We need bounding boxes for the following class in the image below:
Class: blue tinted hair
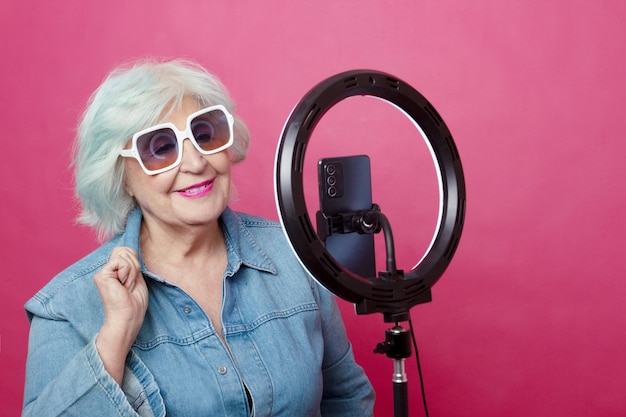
[73,58,250,240]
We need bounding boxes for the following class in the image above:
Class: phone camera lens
[327,187,337,197]
[326,164,336,175]
[327,176,336,186]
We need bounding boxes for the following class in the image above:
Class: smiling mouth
[177,180,214,196]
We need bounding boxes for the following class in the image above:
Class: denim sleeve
[23,314,165,417]
[315,284,376,417]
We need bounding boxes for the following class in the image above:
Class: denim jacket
[23,207,374,417]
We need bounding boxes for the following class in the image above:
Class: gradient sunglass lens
[190,110,230,151]
[136,129,179,171]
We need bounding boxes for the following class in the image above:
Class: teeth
[184,184,207,193]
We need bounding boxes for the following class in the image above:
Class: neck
[139,216,227,279]
[138,214,229,336]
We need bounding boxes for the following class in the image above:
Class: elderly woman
[23,59,375,417]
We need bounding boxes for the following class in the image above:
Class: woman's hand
[94,246,148,385]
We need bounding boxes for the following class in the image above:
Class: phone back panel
[318,155,376,278]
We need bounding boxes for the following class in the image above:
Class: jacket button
[218,366,227,375]
[182,306,192,314]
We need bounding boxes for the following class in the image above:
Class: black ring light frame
[275,69,465,319]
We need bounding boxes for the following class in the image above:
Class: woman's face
[123,97,232,234]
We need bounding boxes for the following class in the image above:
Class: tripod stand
[374,317,412,417]
[324,207,431,417]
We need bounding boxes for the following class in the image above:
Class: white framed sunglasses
[119,104,234,175]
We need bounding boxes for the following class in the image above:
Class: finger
[116,254,140,288]
[117,247,140,269]
[94,249,136,291]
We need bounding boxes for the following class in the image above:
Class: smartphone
[317,155,376,278]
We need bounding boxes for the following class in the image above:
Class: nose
[178,138,207,172]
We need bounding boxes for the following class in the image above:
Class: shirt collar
[121,206,277,276]
[220,207,277,275]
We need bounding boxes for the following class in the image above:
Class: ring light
[274,70,465,317]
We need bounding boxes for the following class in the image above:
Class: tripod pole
[393,357,408,417]
[375,323,412,417]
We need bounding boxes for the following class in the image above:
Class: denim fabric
[23,207,374,417]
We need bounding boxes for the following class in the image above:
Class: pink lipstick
[175,179,214,198]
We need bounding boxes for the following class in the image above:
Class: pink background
[1,1,625,416]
